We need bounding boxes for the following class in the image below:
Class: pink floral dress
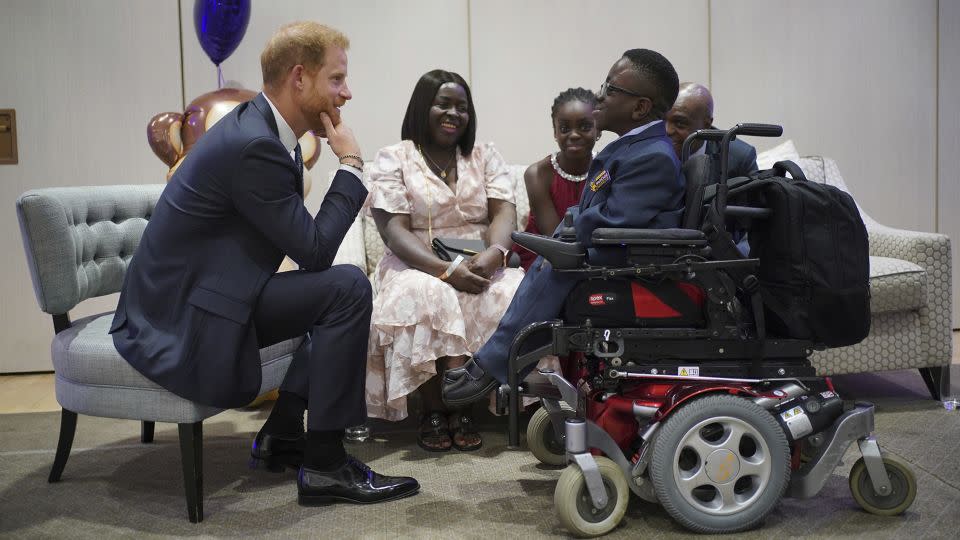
[364,140,554,421]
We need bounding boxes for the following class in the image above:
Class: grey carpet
[0,368,957,539]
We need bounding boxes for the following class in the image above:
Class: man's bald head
[665,82,715,159]
[677,83,714,119]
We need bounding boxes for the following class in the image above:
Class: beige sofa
[323,155,952,398]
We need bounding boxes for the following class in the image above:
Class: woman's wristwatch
[491,243,510,267]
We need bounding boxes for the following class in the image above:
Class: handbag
[431,237,486,262]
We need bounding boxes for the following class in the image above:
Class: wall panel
[939,0,959,326]
[710,0,938,234]
[0,1,181,372]
[469,0,710,165]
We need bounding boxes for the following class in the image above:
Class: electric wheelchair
[499,124,917,536]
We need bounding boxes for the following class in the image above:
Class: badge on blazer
[590,170,610,192]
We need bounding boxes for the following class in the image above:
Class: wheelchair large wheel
[849,452,916,516]
[555,456,629,537]
[527,407,569,466]
[650,394,790,534]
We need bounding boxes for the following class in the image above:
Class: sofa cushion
[869,256,926,314]
[509,164,530,228]
[756,139,800,170]
[52,312,303,391]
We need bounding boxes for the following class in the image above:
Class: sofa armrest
[868,224,950,271]
[868,223,953,360]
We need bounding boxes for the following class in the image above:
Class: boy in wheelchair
[446,123,915,536]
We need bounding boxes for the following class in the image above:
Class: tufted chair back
[16,185,163,315]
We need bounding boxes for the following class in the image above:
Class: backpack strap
[772,160,808,182]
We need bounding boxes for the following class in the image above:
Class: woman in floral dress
[365,70,555,451]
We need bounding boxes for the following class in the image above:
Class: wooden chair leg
[177,422,204,523]
[919,366,951,400]
[48,408,78,483]
[141,421,155,443]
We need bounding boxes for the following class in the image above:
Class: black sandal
[449,412,482,451]
[417,411,452,452]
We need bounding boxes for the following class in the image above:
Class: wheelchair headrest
[680,153,715,230]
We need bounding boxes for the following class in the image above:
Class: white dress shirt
[261,92,362,181]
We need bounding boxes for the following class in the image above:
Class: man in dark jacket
[111,21,418,506]
[665,82,759,178]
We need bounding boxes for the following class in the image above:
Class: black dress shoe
[250,429,305,472]
[442,358,499,407]
[297,456,420,505]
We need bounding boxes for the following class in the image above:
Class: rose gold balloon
[147,112,183,167]
[299,131,324,169]
[148,87,324,181]
[181,88,257,156]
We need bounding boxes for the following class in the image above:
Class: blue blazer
[110,93,367,408]
[574,122,685,259]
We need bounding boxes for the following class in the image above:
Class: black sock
[262,391,306,436]
[304,429,346,471]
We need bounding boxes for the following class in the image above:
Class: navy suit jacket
[574,121,685,260]
[110,93,367,408]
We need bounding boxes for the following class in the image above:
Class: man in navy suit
[442,49,684,405]
[666,82,759,178]
[111,22,418,506]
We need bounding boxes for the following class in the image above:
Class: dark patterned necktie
[293,143,304,197]
[294,143,304,178]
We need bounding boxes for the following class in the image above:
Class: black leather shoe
[297,456,420,505]
[442,358,499,407]
[250,429,305,472]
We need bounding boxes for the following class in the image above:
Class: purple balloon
[194,0,251,66]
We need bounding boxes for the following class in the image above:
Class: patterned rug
[0,368,957,539]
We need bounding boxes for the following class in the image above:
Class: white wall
[0,1,181,372]
[1,0,955,372]
[939,0,960,324]
[469,0,709,165]
[711,0,938,233]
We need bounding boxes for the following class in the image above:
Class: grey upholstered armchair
[16,185,301,522]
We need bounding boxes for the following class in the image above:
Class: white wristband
[439,254,465,281]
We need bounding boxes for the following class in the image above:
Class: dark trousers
[474,257,579,382]
[253,265,372,431]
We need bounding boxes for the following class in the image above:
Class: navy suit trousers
[474,256,580,382]
[254,265,372,431]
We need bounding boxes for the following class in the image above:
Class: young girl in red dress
[513,88,599,270]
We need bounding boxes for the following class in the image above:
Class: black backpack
[731,161,871,347]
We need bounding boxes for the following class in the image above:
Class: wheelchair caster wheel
[849,452,916,516]
[555,457,629,537]
[527,407,567,466]
[650,394,790,533]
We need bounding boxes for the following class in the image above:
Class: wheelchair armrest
[511,231,585,269]
[591,228,708,247]
[556,226,577,242]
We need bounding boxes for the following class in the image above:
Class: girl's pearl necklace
[550,151,594,183]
